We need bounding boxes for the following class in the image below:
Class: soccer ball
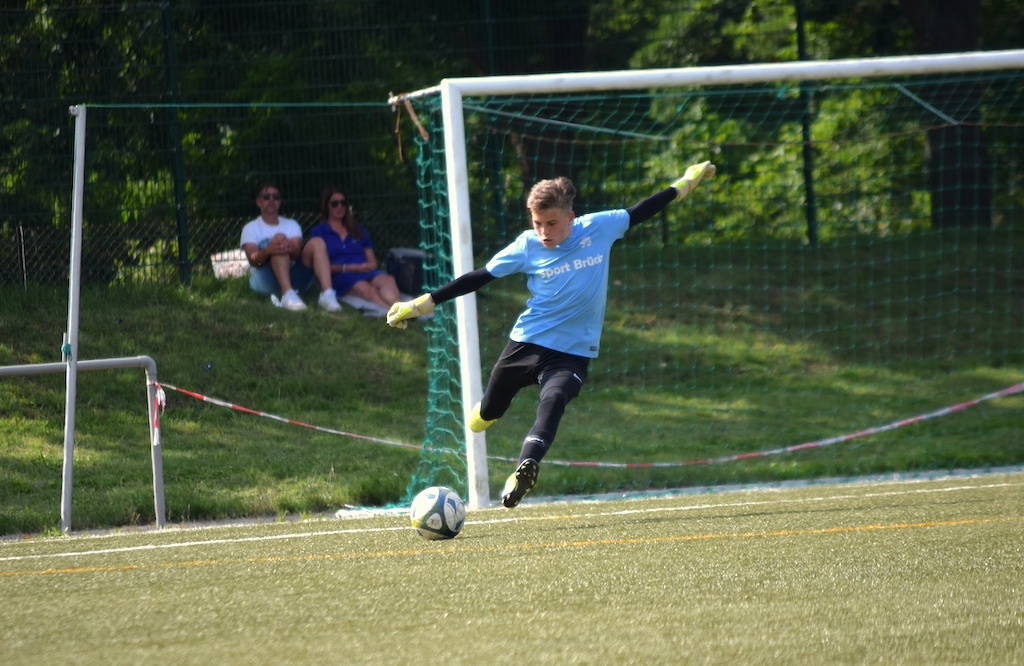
[409,486,466,540]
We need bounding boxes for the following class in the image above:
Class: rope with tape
[154,381,1024,469]
[154,382,422,451]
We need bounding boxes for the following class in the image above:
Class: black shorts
[480,341,590,417]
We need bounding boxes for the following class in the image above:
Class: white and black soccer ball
[409,486,466,540]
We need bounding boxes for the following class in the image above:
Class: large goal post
[392,50,1024,510]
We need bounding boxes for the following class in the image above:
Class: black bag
[386,248,426,295]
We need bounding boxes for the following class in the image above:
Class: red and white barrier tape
[532,381,1024,469]
[154,382,422,451]
[153,381,1023,469]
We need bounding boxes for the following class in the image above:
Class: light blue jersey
[485,209,630,358]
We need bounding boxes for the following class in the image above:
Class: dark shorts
[480,341,589,418]
[249,262,315,296]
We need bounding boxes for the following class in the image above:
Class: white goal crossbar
[389,49,1024,510]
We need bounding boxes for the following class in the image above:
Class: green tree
[600,0,1024,230]
[1,1,171,284]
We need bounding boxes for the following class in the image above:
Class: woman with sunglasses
[303,185,400,316]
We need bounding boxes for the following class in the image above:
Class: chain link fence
[2,0,597,287]
[2,103,422,287]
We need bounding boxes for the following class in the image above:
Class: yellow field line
[1,516,1017,579]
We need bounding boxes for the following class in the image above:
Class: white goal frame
[0,107,167,534]
[390,49,1024,510]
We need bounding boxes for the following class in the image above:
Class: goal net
[397,51,1024,509]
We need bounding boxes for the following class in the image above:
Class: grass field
[2,471,1022,665]
[2,226,1023,535]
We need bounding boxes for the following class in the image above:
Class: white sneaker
[279,289,307,311]
[318,289,342,312]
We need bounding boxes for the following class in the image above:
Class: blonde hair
[527,177,576,212]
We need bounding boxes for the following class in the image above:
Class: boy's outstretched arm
[628,160,716,228]
[387,267,496,328]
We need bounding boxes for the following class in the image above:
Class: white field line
[1,480,1020,563]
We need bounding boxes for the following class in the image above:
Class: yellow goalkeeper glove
[672,161,716,200]
[386,294,435,329]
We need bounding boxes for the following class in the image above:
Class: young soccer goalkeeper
[387,161,716,508]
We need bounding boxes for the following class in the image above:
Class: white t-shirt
[485,209,630,358]
[240,216,303,251]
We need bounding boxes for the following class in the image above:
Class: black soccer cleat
[501,458,539,508]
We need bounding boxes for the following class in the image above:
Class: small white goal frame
[0,106,166,534]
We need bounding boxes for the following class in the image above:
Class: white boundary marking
[1,479,1019,563]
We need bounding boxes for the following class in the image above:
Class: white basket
[210,248,251,280]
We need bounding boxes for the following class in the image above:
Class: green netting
[408,70,1024,504]
[3,102,422,287]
